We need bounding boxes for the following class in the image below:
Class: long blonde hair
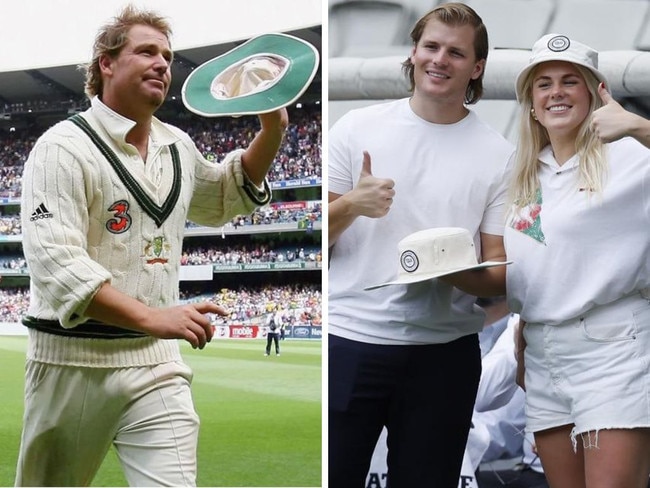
[509,64,608,211]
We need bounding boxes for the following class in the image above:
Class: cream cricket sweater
[20,97,270,366]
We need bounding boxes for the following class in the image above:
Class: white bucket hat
[365,227,512,290]
[182,33,319,117]
[515,34,608,101]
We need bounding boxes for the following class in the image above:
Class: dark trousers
[266,332,280,354]
[328,333,481,488]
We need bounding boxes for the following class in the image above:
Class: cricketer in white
[21,95,268,362]
[15,5,287,487]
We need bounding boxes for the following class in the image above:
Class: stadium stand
[547,0,649,51]
[0,28,322,340]
[329,0,418,57]
[0,283,322,329]
[637,13,650,51]
[464,0,555,50]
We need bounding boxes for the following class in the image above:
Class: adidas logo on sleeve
[30,203,53,221]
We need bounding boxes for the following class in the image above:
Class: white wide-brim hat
[182,33,319,117]
[515,33,608,101]
[365,227,512,291]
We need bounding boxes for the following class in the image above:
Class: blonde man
[328,3,513,486]
[16,5,287,486]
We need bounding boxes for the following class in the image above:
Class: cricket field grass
[0,336,322,487]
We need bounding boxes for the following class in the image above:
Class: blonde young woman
[505,34,650,488]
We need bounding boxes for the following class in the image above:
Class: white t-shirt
[328,98,514,344]
[505,138,650,325]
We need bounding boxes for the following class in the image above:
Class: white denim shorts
[523,293,650,438]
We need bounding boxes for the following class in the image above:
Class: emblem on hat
[400,250,419,273]
[547,35,570,52]
[365,228,512,290]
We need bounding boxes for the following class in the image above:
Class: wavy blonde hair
[509,64,608,211]
[80,4,172,99]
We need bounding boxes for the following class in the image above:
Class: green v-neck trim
[69,114,182,227]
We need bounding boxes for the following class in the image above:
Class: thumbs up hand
[349,151,396,218]
[591,83,635,143]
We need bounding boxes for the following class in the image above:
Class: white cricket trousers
[14,360,200,487]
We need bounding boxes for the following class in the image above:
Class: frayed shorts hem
[528,423,650,453]
[524,294,650,444]
[528,422,650,436]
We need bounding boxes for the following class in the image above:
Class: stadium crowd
[176,106,322,183]
[0,202,322,237]
[0,212,20,236]
[0,244,323,274]
[0,255,27,273]
[0,105,323,334]
[0,241,323,271]
[228,201,322,228]
[0,128,38,200]
[0,287,29,324]
[0,283,322,327]
[0,104,321,201]
[180,284,322,326]
[181,244,322,266]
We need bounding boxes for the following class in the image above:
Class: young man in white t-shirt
[328,3,514,486]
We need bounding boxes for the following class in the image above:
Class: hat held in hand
[182,33,319,117]
[365,227,512,290]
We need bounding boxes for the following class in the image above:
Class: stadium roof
[0,0,321,120]
[0,25,321,107]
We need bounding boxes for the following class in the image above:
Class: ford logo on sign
[294,326,310,337]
